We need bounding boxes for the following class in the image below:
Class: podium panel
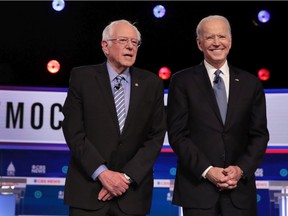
[0,194,16,216]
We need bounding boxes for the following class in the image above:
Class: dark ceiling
[0,1,287,90]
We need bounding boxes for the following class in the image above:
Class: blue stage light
[258,10,270,23]
[52,0,65,12]
[153,5,166,19]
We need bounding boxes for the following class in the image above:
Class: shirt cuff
[91,164,108,181]
[202,166,213,179]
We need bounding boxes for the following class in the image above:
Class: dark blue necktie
[213,70,227,124]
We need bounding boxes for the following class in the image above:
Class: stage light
[47,60,60,74]
[258,10,270,23]
[158,66,171,80]
[52,0,65,12]
[153,5,166,19]
[258,68,270,81]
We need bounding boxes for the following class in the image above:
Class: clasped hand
[97,170,131,201]
[206,166,242,190]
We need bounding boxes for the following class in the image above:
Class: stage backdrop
[0,86,288,216]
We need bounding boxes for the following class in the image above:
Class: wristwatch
[123,173,132,183]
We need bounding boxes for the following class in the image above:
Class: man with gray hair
[167,15,269,216]
[62,19,166,216]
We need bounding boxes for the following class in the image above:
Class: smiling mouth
[211,48,223,52]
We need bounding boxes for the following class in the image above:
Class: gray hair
[196,15,231,39]
[102,19,141,41]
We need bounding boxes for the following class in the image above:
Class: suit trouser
[69,200,146,216]
[182,190,257,216]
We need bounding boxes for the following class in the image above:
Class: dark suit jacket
[167,62,269,209]
[62,62,166,215]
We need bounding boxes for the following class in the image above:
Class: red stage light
[47,60,60,74]
[158,67,171,80]
[258,68,270,81]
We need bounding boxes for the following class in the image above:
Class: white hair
[102,19,141,41]
[196,15,231,39]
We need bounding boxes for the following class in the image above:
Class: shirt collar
[106,61,130,83]
[204,60,229,77]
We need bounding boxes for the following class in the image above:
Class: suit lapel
[226,67,241,126]
[94,63,120,133]
[94,65,144,135]
[194,65,223,123]
[121,67,142,134]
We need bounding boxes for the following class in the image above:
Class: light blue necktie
[114,75,126,133]
[213,70,227,124]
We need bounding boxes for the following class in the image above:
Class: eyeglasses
[107,37,142,47]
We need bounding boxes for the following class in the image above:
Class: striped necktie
[213,70,227,124]
[114,75,126,133]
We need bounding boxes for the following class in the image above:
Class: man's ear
[101,41,109,55]
[196,39,203,52]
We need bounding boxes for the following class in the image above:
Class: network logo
[280,168,288,177]
[34,190,43,199]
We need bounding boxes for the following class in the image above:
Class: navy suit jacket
[62,62,166,214]
[167,62,269,209]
